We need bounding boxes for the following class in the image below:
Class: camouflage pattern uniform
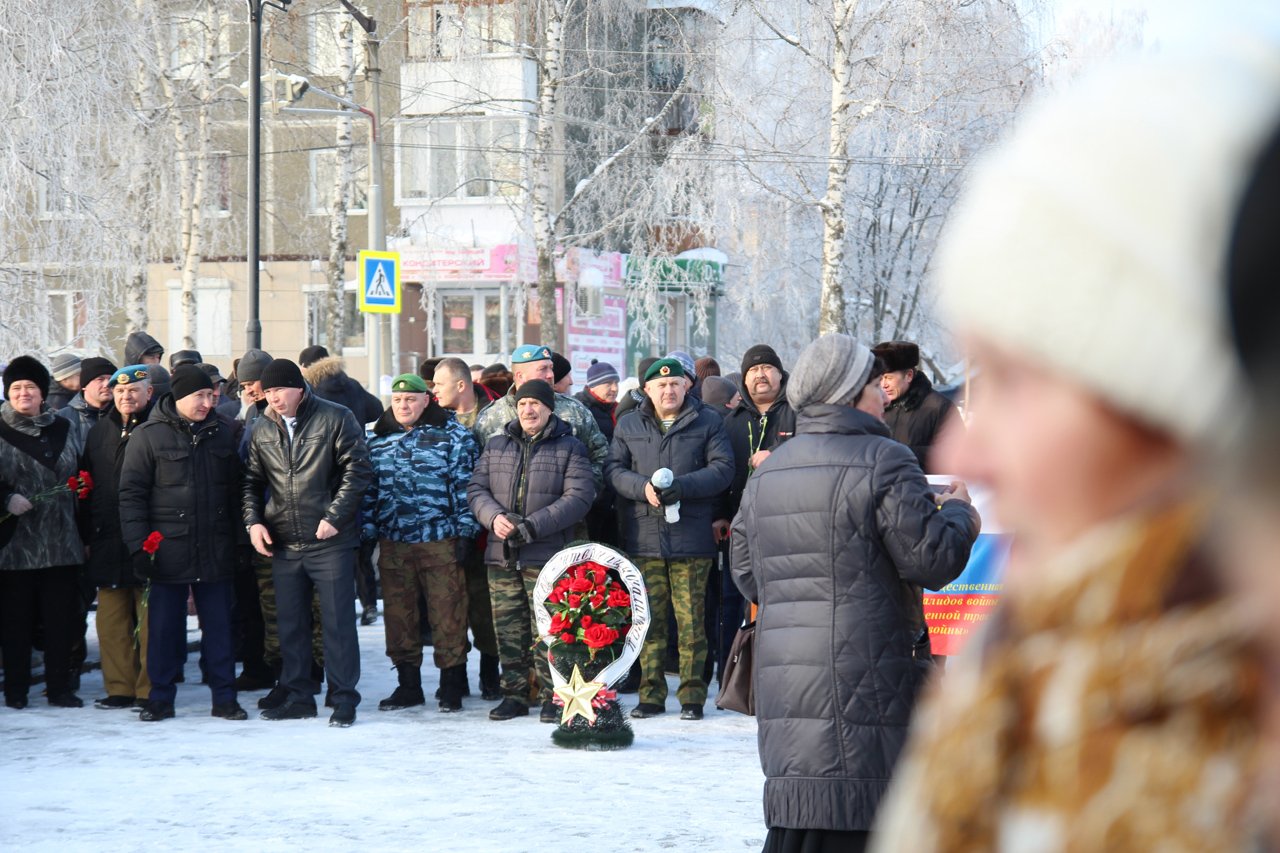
[634,557,712,706]
[487,563,552,703]
[363,405,479,672]
[379,539,468,668]
[462,545,498,658]
[473,390,609,490]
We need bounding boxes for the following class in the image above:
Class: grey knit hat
[237,349,273,384]
[786,334,874,411]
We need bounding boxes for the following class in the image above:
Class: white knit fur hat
[935,34,1280,447]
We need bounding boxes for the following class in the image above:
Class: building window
[437,290,504,358]
[170,9,232,81]
[166,278,232,357]
[309,148,369,214]
[210,151,231,216]
[37,168,78,218]
[44,291,77,350]
[407,1,517,60]
[400,117,522,200]
[305,286,366,351]
[309,10,366,78]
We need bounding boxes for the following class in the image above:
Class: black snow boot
[378,664,426,711]
[479,654,501,701]
[437,665,466,713]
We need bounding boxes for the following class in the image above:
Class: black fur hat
[3,355,51,400]
[871,341,920,373]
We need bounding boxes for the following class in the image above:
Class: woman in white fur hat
[872,36,1280,851]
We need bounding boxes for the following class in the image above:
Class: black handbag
[714,620,756,715]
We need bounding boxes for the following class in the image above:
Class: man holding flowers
[118,365,245,722]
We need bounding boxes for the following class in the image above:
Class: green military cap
[511,344,553,364]
[643,357,685,383]
[391,373,428,393]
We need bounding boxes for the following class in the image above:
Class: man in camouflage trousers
[363,373,480,712]
[472,344,610,491]
[606,357,734,721]
[467,380,596,723]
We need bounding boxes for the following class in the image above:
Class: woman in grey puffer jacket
[731,334,980,853]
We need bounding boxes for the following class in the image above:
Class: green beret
[511,344,553,365]
[391,373,427,393]
[643,357,685,383]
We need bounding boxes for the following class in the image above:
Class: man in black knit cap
[243,359,372,727]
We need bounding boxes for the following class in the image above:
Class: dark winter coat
[0,403,85,569]
[730,404,980,832]
[79,399,155,587]
[117,395,241,584]
[46,383,76,412]
[242,390,372,552]
[467,414,595,567]
[606,397,734,559]
[124,331,163,366]
[57,392,112,445]
[362,402,480,544]
[575,387,617,441]
[473,387,610,491]
[883,371,960,473]
[302,356,384,426]
[723,373,796,519]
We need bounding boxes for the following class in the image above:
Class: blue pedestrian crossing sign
[358,250,401,314]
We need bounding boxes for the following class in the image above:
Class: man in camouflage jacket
[472,344,608,490]
[362,373,479,713]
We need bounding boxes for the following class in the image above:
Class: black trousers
[273,546,361,707]
[1,565,79,701]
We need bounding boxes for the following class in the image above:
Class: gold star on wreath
[554,665,603,725]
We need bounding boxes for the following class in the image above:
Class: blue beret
[511,344,553,365]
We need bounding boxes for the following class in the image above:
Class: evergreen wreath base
[550,699,634,751]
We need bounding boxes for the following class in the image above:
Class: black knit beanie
[514,378,555,411]
[259,358,306,391]
[170,364,215,400]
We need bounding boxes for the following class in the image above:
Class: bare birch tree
[714,0,1037,365]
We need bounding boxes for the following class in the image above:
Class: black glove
[131,551,153,582]
[453,536,474,564]
[513,518,537,546]
[657,479,683,506]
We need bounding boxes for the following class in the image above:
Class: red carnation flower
[569,576,594,593]
[590,594,605,609]
[142,531,164,555]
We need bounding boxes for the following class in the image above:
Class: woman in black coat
[0,356,87,709]
[731,334,980,853]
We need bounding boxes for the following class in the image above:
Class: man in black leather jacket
[242,359,372,727]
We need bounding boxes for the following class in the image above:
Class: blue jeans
[273,546,361,707]
[147,579,235,706]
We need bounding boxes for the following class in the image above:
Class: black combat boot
[437,665,465,713]
[479,653,501,701]
[378,664,425,711]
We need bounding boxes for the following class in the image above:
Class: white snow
[0,615,767,852]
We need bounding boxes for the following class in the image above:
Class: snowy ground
[1,613,767,852]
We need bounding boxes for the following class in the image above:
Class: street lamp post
[245,0,293,352]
